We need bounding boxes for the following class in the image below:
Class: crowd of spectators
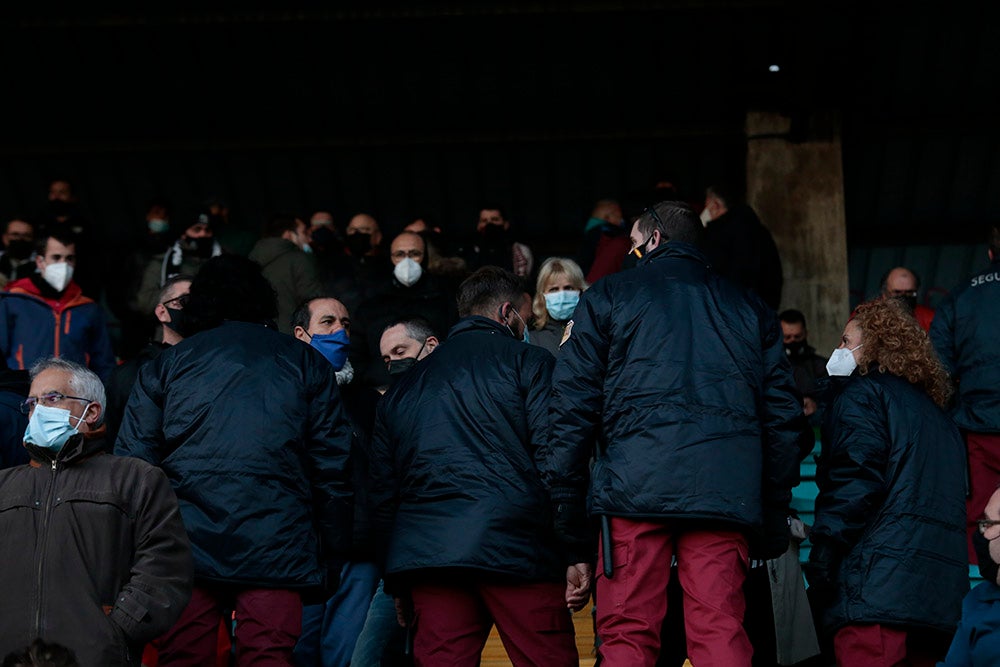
[0,178,998,667]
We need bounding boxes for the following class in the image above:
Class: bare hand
[394,596,413,628]
[565,562,593,611]
[803,396,817,417]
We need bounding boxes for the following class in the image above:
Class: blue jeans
[293,561,380,667]
[350,579,409,667]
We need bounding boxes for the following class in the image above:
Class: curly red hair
[850,298,953,407]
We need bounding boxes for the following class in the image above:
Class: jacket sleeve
[368,400,397,574]
[929,295,957,376]
[295,255,325,307]
[752,307,805,558]
[758,308,805,508]
[114,358,168,463]
[0,295,11,361]
[305,363,354,563]
[809,382,889,554]
[109,465,193,646]
[536,288,610,562]
[86,307,117,384]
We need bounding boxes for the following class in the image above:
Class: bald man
[881,266,935,331]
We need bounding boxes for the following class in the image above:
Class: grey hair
[29,357,106,425]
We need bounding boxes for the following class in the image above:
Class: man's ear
[281,229,297,243]
[85,402,103,427]
[423,336,440,354]
[154,303,169,325]
[292,326,310,343]
[649,229,663,250]
[35,254,46,272]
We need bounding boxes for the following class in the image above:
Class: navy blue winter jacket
[930,260,1000,433]
[809,372,967,633]
[115,321,354,589]
[369,316,565,588]
[540,242,802,540]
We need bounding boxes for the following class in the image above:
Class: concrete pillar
[745,110,849,356]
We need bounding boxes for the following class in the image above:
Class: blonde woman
[530,257,587,356]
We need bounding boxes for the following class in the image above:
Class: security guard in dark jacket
[370,266,580,667]
[116,255,354,663]
[540,201,802,666]
[930,224,1000,560]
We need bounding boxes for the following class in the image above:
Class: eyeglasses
[162,295,187,308]
[391,250,424,260]
[20,392,91,415]
[642,205,665,230]
[978,519,1000,533]
[888,289,918,298]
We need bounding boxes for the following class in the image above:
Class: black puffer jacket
[369,316,564,587]
[808,372,967,633]
[115,321,354,589]
[541,243,802,538]
[0,431,192,667]
[930,260,1000,433]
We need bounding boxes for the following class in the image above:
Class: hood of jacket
[249,236,300,267]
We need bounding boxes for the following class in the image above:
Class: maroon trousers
[834,624,940,667]
[965,431,1000,563]
[595,517,752,666]
[156,585,302,666]
[409,579,578,667]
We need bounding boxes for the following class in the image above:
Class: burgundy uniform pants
[595,517,752,666]
[157,585,302,666]
[409,579,578,667]
[966,431,1000,563]
[834,624,940,667]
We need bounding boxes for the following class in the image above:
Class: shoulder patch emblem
[559,320,574,347]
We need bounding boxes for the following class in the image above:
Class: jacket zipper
[34,459,59,637]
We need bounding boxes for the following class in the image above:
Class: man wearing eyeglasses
[0,357,192,665]
[350,231,457,391]
[540,201,803,666]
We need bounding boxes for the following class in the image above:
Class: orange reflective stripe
[53,313,60,357]
[64,310,71,335]
[15,345,23,370]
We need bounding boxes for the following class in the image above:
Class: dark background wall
[1,3,997,259]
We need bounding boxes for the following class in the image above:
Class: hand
[565,562,593,612]
[803,396,818,417]
[394,595,414,628]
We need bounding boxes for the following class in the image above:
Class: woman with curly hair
[804,298,968,666]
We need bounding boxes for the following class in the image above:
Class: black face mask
[193,236,215,258]
[480,224,508,246]
[784,341,808,359]
[5,239,33,260]
[345,233,372,257]
[973,530,999,583]
[164,307,186,337]
[387,357,417,378]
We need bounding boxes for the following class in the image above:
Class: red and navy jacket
[1,277,116,382]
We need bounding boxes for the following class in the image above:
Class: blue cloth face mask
[543,290,580,322]
[24,404,87,453]
[309,329,351,370]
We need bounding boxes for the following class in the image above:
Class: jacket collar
[448,315,516,340]
[639,241,711,267]
[26,425,109,468]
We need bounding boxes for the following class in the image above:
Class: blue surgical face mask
[309,329,351,370]
[24,404,88,454]
[543,290,580,321]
